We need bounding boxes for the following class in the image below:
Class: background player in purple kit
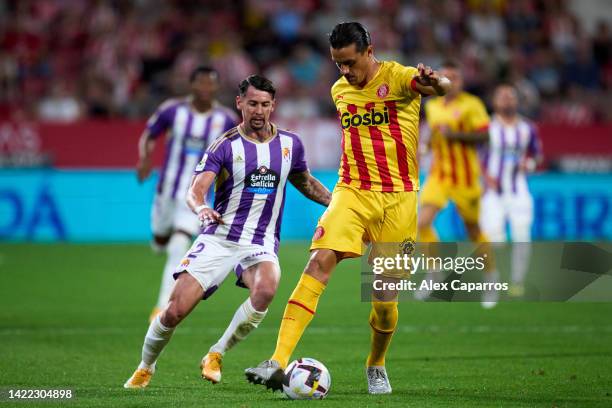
[480,84,543,296]
[136,66,238,321]
[124,75,331,388]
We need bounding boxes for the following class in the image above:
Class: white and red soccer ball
[283,358,331,400]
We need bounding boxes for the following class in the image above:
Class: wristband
[194,204,209,214]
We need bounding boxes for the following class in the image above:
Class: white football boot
[366,366,392,394]
[245,360,284,391]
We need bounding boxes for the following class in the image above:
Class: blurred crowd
[1,0,611,124]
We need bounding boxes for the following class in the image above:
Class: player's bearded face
[330,44,371,86]
[237,86,275,131]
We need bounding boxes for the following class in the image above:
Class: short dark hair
[189,66,218,82]
[329,22,371,53]
[238,75,276,98]
[494,82,518,96]
[496,82,516,90]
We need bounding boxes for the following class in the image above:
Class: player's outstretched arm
[444,128,489,144]
[137,130,156,182]
[187,171,224,225]
[413,63,451,96]
[288,170,332,207]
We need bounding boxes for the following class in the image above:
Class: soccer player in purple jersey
[136,66,238,322]
[125,75,331,388]
[480,84,543,296]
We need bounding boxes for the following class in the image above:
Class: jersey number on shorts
[187,242,206,259]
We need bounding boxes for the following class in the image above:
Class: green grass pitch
[0,243,611,407]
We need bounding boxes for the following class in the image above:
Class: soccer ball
[283,358,331,400]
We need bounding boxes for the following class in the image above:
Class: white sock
[482,268,500,304]
[150,240,166,254]
[209,298,267,355]
[156,233,191,308]
[511,243,531,285]
[484,268,500,284]
[139,315,175,369]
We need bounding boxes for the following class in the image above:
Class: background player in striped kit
[136,66,238,321]
[416,60,500,307]
[124,75,331,388]
[480,84,543,297]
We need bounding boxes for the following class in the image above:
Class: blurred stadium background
[0,0,611,242]
[1,2,612,406]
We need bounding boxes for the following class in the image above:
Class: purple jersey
[194,125,308,253]
[484,115,542,195]
[147,97,238,200]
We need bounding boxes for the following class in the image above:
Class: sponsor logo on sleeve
[312,226,325,241]
[195,154,208,171]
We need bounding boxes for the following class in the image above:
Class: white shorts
[480,191,533,242]
[151,195,200,237]
[173,233,280,299]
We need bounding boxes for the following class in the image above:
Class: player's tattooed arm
[288,171,332,207]
[187,171,224,225]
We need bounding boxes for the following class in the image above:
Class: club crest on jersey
[399,238,415,256]
[245,166,280,194]
[377,83,390,98]
[282,147,291,161]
